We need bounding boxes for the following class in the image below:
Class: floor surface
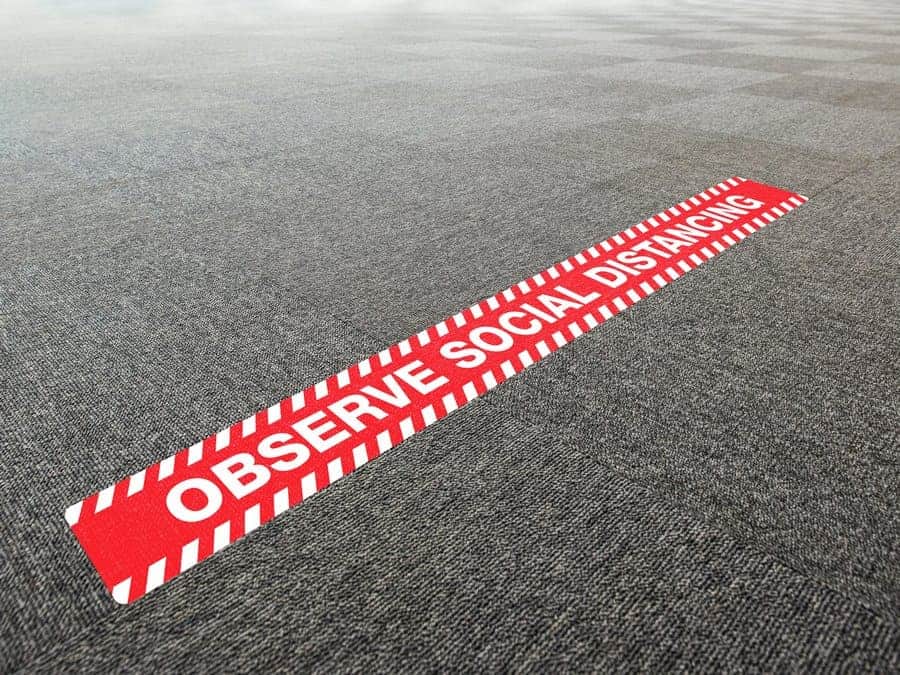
[1,0,898,670]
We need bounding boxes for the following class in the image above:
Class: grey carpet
[1,0,898,671]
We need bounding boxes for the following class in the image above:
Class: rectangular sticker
[65,177,807,603]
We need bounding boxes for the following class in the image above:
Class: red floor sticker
[66,177,807,604]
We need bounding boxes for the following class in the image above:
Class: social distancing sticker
[66,177,807,604]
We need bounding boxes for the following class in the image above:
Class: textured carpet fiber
[1,0,898,671]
